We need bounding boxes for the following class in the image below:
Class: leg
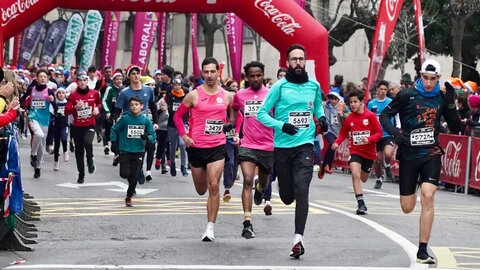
[274,148,295,205]
[419,183,436,243]
[29,120,45,162]
[223,143,235,189]
[350,162,364,195]
[127,153,144,199]
[292,145,314,235]
[205,159,225,223]
[191,166,208,195]
[83,128,95,163]
[145,140,155,171]
[240,161,257,221]
[53,127,61,162]
[72,127,86,175]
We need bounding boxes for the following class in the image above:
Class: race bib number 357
[244,100,262,117]
[127,125,145,139]
[204,120,224,135]
[289,112,310,128]
[410,127,434,146]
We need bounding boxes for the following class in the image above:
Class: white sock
[146,170,151,176]
[207,222,215,230]
[294,233,303,244]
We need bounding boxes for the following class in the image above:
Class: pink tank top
[189,86,228,148]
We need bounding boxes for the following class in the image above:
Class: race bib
[31,98,45,109]
[127,125,145,139]
[204,119,224,135]
[77,106,92,119]
[332,115,339,126]
[352,130,370,145]
[289,112,310,128]
[226,128,235,139]
[172,102,181,112]
[410,127,434,146]
[244,100,262,117]
[57,107,65,115]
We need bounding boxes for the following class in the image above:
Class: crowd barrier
[333,133,480,194]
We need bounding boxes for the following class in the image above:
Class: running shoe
[318,167,325,180]
[416,249,436,264]
[112,155,119,167]
[30,155,37,168]
[145,175,152,182]
[87,160,96,174]
[385,166,394,181]
[63,152,69,162]
[138,170,145,185]
[264,200,272,216]
[170,163,177,177]
[155,159,161,170]
[77,172,85,184]
[125,197,133,207]
[374,179,383,189]
[356,204,367,215]
[161,164,168,174]
[201,228,214,242]
[104,145,110,155]
[69,142,75,153]
[33,168,41,179]
[241,221,255,239]
[290,241,305,259]
[253,179,264,206]
[53,162,59,171]
[324,164,333,174]
[223,189,231,202]
[181,166,189,177]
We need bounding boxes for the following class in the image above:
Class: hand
[331,143,339,150]
[0,82,14,97]
[233,135,240,145]
[75,100,84,109]
[361,137,369,144]
[393,133,404,146]
[49,95,55,102]
[282,123,298,135]
[153,123,159,130]
[222,122,234,133]
[106,113,111,120]
[181,135,194,147]
[8,97,20,111]
[318,116,328,133]
[111,142,119,153]
[92,107,99,116]
[140,133,148,141]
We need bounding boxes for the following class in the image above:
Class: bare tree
[183,13,191,75]
[197,14,225,58]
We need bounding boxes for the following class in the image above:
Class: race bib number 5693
[289,112,310,128]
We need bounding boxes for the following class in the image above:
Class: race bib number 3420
[289,112,310,128]
[204,120,224,135]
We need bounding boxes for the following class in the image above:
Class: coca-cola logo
[385,0,401,22]
[475,151,480,183]
[111,0,176,3]
[254,0,301,36]
[1,0,40,27]
[441,141,462,178]
[335,141,350,162]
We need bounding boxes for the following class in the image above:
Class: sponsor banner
[40,19,68,64]
[18,18,46,67]
[333,140,350,169]
[225,13,243,83]
[470,137,480,190]
[413,0,426,64]
[439,133,469,186]
[157,12,166,69]
[79,10,103,71]
[366,0,405,98]
[64,13,84,69]
[191,13,200,76]
[294,0,306,9]
[131,12,159,72]
[11,32,22,67]
[101,11,121,69]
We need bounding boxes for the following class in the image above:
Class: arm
[110,117,125,142]
[256,83,284,130]
[380,91,408,139]
[368,113,383,143]
[313,85,325,119]
[149,98,159,124]
[64,94,75,115]
[145,120,156,143]
[334,120,349,146]
[102,86,111,113]
[175,91,196,147]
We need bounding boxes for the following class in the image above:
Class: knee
[243,175,254,189]
[401,204,414,214]
[280,195,295,205]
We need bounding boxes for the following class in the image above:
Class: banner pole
[464,136,472,195]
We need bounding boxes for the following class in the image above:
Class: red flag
[12,33,22,67]
[191,14,200,76]
[157,13,166,69]
[225,13,243,83]
[414,0,426,65]
[101,11,121,69]
[131,12,159,72]
[366,0,405,99]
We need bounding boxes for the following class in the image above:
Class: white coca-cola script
[254,0,301,36]
[111,0,176,2]
[335,141,350,163]
[1,0,40,27]
[475,151,480,183]
[385,0,401,22]
[441,141,462,178]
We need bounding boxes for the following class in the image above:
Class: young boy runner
[53,88,70,171]
[332,89,382,215]
[110,97,156,207]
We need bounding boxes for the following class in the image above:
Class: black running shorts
[398,155,441,196]
[376,136,395,152]
[187,145,226,169]
[238,147,274,174]
[349,154,374,173]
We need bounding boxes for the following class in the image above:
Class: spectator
[330,74,344,96]
[465,95,480,137]
[400,73,413,90]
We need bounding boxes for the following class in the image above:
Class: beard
[288,65,305,76]
[250,83,262,91]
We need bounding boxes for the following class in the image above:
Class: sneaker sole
[202,236,214,242]
[264,204,272,216]
[223,196,231,202]
[241,231,255,239]
[416,257,436,264]
[290,248,305,259]
[356,210,367,215]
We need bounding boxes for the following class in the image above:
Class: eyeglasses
[289,57,305,62]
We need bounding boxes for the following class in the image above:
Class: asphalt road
[0,138,479,270]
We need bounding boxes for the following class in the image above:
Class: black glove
[140,133,149,141]
[111,142,119,153]
[223,122,234,133]
[393,132,404,146]
[444,81,456,105]
[282,123,299,135]
[318,116,328,133]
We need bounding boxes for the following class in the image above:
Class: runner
[257,44,327,258]
[101,71,124,156]
[173,57,234,242]
[65,71,102,183]
[332,89,382,214]
[232,61,274,239]
[52,88,70,171]
[110,96,156,207]
[380,59,463,264]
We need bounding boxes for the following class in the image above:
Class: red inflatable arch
[1,0,330,92]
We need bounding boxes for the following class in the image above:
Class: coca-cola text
[254,0,301,36]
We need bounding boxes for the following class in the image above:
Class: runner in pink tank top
[173,57,234,242]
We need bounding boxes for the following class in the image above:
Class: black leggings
[71,126,95,174]
[145,140,155,171]
[119,152,144,198]
[274,143,314,235]
[53,125,68,162]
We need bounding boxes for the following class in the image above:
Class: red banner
[131,12,159,72]
[101,11,121,69]
[333,140,350,169]
[366,0,405,98]
[413,0,426,64]
[439,134,469,186]
[191,13,200,76]
[157,12,166,70]
[470,137,480,190]
[225,13,243,83]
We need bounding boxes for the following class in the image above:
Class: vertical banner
[80,10,103,71]
[19,19,47,67]
[294,0,306,9]
[439,134,469,186]
[366,0,405,98]
[64,13,84,69]
[225,13,244,83]
[11,33,22,67]
[413,0,426,65]
[101,11,121,69]
[191,13,200,76]
[470,137,480,190]
[131,12,159,72]
[40,19,68,65]
[157,12,166,69]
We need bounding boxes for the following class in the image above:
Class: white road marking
[5,265,443,269]
[57,181,157,195]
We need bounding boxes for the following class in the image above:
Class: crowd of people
[0,43,479,262]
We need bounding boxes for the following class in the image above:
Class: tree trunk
[254,33,261,62]
[451,16,465,77]
[221,28,231,78]
[183,14,191,76]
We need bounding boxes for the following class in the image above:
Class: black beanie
[161,66,174,78]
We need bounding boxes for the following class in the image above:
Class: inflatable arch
[1,0,330,92]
